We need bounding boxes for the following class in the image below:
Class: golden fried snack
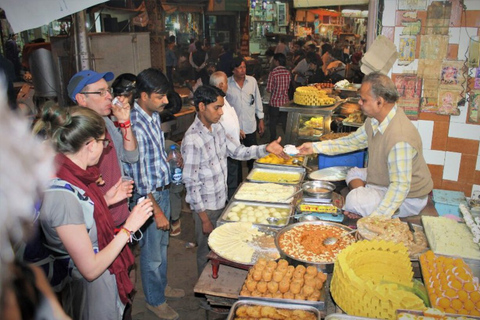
[252,269,262,281]
[262,270,273,282]
[273,270,284,282]
[315,278,324,290]
[246,279,257,292]
[295,293,305,300]
[240,288,250,296]
[310,291,321,300]
[257,281,267,293]
[304,276,316,288]
[284,265,295,279]
[246,306,261,318]
[279,279,290,293]
[236,305,248,317]
[277,259,289,268]
[283,291,295,299]
[267,281,279,294]
[295,265,306,275]
[306,266,318,276]
[272,291,283,299]
[291,278,304,288]
[290,281,301,294]
[250,290,262,297]
[267,260,278,270]
[302,285,315,297]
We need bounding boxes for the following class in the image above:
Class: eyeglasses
[80,87,113,97]
[86,138,110,148]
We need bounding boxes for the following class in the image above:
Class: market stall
[192,111,480,319]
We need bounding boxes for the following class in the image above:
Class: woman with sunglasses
[35,104,154,320]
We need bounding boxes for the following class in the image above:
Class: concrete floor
[131,207,230,320]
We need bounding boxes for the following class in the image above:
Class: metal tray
[228,300,321,319]
[396,309,480,320]
[275,221,354,266]
[217,200,294,228]
[254,155,308,170]
[325,314,377,320]
[238,278,327,311]
[246,167,306,185]
[232,182,299,205]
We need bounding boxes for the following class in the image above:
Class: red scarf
[55,153,134,305]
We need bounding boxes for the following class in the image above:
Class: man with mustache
[125,68,183,320]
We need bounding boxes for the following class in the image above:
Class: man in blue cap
[67,70,139,228]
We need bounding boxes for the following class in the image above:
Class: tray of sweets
[217,200,294,228]
[246,167,305,185]
[227,300,321,319]
[232,182,299,204]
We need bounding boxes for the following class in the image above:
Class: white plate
[309,166,352,181]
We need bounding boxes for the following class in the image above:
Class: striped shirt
[125,102,170,195]
[267,66,291,107]
[313,106,416,217]
[181,116,268,213]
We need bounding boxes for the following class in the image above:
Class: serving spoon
[323,229,357,246]
[292,159,313,172]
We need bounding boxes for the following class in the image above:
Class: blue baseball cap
[67,70,114,103]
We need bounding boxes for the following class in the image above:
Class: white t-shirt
[219,98,240,144]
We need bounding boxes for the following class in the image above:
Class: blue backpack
[15,180,93,292]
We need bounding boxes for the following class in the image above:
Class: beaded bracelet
[118,226,133,243]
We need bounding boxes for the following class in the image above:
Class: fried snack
[306,265,318,276]
[246,279,257,292]
[262,270,273,282]
[279,279,290,293]
[252,269,262,281]
[290,281,302,294]
[273,270,284,282]
[273,291,283,299]
[283,291,295,299]
[267,281,279,294]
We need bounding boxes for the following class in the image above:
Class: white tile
[450,105,468,124]
[459,28,478,59]
[464,0,480,10]
[424,149,446,165]
[443,152,462,181]
[477,155,480,171]
[448,122,480,140]
[383,1,397,27]
[472,184,480,197]
[417,120,434,149]
[449,27,461,45]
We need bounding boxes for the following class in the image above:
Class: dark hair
[321,43,333,54]
[231,56,245,71]
[112,73,136,96]
[136,68,170,97]
[193,85,225,111]
[195,41,203,51]
[37,103,105,154]
[362,72,400,103]
[308,43,316,51]
[305,52,318,64]
[273,53,286,67]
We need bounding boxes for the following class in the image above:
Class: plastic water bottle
[168,145,183,185]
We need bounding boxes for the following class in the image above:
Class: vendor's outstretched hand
[296,142,314,155]
[266,137,289,159]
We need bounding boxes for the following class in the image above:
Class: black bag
[288,71,297,101]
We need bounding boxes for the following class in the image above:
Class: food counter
[193,148,480,320]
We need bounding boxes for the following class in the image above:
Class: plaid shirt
[125,102,170,195]
[313,106,416,217]
[267,66,291,107]
[181,116,268,213]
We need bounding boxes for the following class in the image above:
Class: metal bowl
[298,214,322,222]
[275,220,354,271]
[302,181,335,199]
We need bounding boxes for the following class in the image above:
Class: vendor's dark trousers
[242,132,257,172]
[166,66,174,84]
[227,157,240,200]
[194,208,223,277]
[268,106,287,141]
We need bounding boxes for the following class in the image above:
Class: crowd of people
[0,31,434,320]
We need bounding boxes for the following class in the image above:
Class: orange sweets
[239,258,327,302]
[419,250,480,316]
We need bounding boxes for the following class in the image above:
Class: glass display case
[280,102,337,145]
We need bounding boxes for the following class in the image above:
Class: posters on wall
[425,1,451,35]
[393,74,422,120]
[467,69,480,124]
[398,0,427,10]
[436,60,464,116]
[398,36,416,66]
[419,35,449,60]
[469,37,480,68]
[417,59,442,113]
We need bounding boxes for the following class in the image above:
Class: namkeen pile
[233,304,317,320]
[422,216,480,259]
[397,308,475,320]
[234,182,296,203]
[293,86,335,106]
[357,216,428,258]
[277,223,355,263]
[240,258,327,302]
[257,153,304,166]
[420,250,480,316]
[330,240,426,320]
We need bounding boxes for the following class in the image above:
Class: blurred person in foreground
[297,72,433,219]
[0,83,68,320]
[35,104,153,319]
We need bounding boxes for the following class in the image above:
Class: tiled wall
[382,0,480,196]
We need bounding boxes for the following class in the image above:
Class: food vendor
[297,72,433,219]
